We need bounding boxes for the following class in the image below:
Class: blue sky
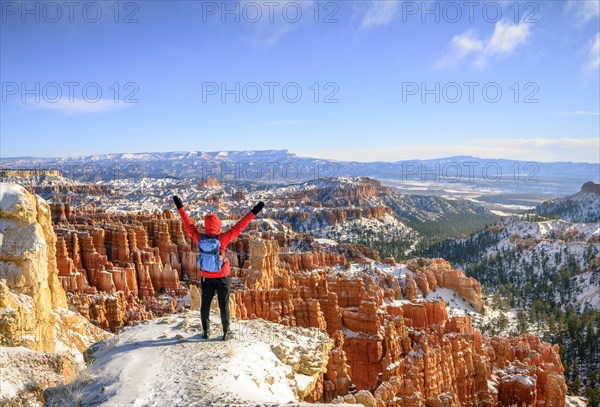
[1,0,599,162]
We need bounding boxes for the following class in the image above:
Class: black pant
[200,276,230,334]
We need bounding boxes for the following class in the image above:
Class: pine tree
[570,367,582,396]
[517,309,528,334]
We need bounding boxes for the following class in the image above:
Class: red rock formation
[497,370,537,407]
[47,207,190,331]
[401,300,448,329]
[324,331,353,400]
[581,180,600,194]
[383,257,396,266]
[408,258,483,311]
[375,269,402,301]
[199,176,222,188]
[97,270,116,293]
[44,200,564,406]
[231,190,246,200]
[231,242,565,406]
[544,374,567,407]
[403,275,419,301]
[50,202,70,223]
[414,270,430,295]
[279,250,346,272]
[489,334,566,406]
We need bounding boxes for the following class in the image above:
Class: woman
[173,195,264,340]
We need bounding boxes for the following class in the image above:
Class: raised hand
[173,196,183,209]
[251,201,265,215]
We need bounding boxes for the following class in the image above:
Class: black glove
[251,202,264,215]
[173,196,183,209]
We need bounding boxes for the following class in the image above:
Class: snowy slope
[45,311,335,406]
[536,183,600,222]
[376,193,492,223]
[574,271,600,311]
[439,217,600,312]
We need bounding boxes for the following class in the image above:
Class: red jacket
[177,208,255,278]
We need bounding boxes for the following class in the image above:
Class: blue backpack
[197,234,225,273]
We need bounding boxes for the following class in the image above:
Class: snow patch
[0,183,27,211]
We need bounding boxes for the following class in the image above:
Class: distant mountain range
[2,150,598,201]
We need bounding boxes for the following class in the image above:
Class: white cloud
[242,0,301,47]
[309,138,600,163]
[563,2,599,74]
[30,99,131,114]
[437,21,531,68]
[485,21,530,55]
[359,0,400,30]
[564,0,600,25]
[555,110,600,116]
[475,137,598,151]
[436,30,484,67]
[585,33,600,72]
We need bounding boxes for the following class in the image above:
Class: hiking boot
[222,331,233,341]
[202,330,210,339]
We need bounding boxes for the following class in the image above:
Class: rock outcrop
[190,284,201,311]
[581,181,600,195]
[0,183,110,405]
[0,347,75,405]
[0,183,109,353]
[0,169,63,178]
[407,258,483,311]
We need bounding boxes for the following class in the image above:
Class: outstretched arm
[173,196,202,245]
[220,202,264,245]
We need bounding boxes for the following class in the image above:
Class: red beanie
[204,214,222,236]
